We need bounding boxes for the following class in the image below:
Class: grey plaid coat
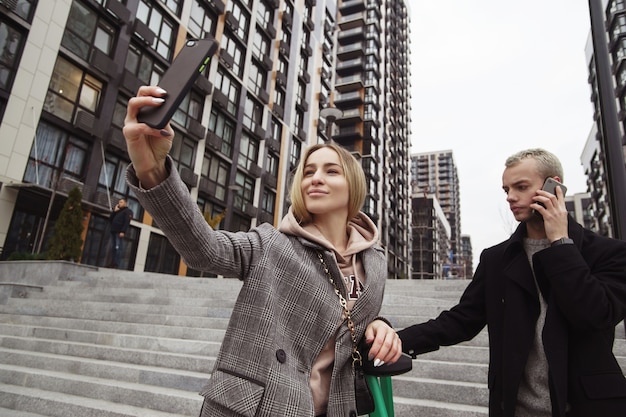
[128,159,387,417]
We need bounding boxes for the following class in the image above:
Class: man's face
[502,158,544,223]
[118,199,126,208]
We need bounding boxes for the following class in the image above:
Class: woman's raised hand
[123,86,174,188]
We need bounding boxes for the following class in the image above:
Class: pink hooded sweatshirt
[278,207,379,415]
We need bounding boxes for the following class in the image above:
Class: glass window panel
[94,26,112,54]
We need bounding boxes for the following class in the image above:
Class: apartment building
[410,192,450,280]
[410,151,461,252]
[584,0,626,238]
[0,0,412,278]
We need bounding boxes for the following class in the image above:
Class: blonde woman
[123,86,402,417]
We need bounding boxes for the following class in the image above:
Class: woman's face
[300,147,350,219]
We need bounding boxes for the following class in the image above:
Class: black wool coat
[398,218,626,417]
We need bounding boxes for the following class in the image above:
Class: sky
[407,1,594,271]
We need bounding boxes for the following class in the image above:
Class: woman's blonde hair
[289,143,367,224]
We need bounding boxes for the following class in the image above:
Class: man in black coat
[398,149,626,417]
[108,198,132,268]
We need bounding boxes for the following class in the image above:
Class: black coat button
[349,411,357,417]
[276,349,286,363]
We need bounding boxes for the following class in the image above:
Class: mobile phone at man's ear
[542,177,568,196]
[137,36,218,129]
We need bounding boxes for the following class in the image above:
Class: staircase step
[0,314,225,341]
[393,396,488,417]
[392,375,488,407]
[0,336,216,373]
[0,407,47,417]
[0,383,201,417]
[0,308,230,329]
[24,286,237,307]
[0,347,208,392]
[0,324,220,355]
[0,298,234,319]
[0,365,202,415]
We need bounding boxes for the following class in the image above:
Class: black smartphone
[137,37,218,129]
[542,177,567,196]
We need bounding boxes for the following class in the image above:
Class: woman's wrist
[137,164,168,189]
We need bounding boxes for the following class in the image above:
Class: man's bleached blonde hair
[505,148,564,181]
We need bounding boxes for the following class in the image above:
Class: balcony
[333,126,363,143]
[336,108,362,124]
[334,90,363,107]
[337,43,365,60]
[337,57,365,76]
[335,74,364,92]
[337,26,365,45]
[339,0,366,15]
[338,11,366,31]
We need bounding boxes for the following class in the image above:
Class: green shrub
[46,186,84,262]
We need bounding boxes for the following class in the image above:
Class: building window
[24,122,89,188]
[158,0,182,16]
[274,87,285,109]
[251,30,271,62]
[170,131,196,170]
[226,1,250,42]
[265,151,279,176]
[296,80,306,104]
[231,213,251,232]
[256,0,274,27]
[0,18,26,120]
[188,0,218,39]
[137,0,176,60]
[44,57,103,123]
[201,152,229,201]
[172,89,203,130]
[214,67,240,116]
[125,42,165,85]
[145,233,180,275]
[290,139,301,170]
[261,188,275,215]
[62,0,116,61]
[243,94,263,131]
[234,171,255,211]
[248,61,267,96]
[238,131,259,170]
[222,32,245,77]
[9,0,37,22]
[98,153,142,217]
[208,108,235,157]
[293,109,304,133]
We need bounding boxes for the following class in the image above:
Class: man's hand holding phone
[533,177,569,242]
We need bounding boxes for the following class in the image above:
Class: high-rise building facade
[0,0,412,278]
[410,192,450,279]
[410,150,469,278]
[584,0,626,238]
[331,0,411,279]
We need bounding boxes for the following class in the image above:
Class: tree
[47,186,84,262]
[204,208,226,229]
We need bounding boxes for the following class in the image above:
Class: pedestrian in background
[108,198,132,268]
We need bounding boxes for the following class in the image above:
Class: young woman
[123,86,402,417]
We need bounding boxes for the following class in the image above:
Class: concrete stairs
[0,261,624,417]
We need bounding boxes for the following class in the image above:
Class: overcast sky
[407,1,594,271]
